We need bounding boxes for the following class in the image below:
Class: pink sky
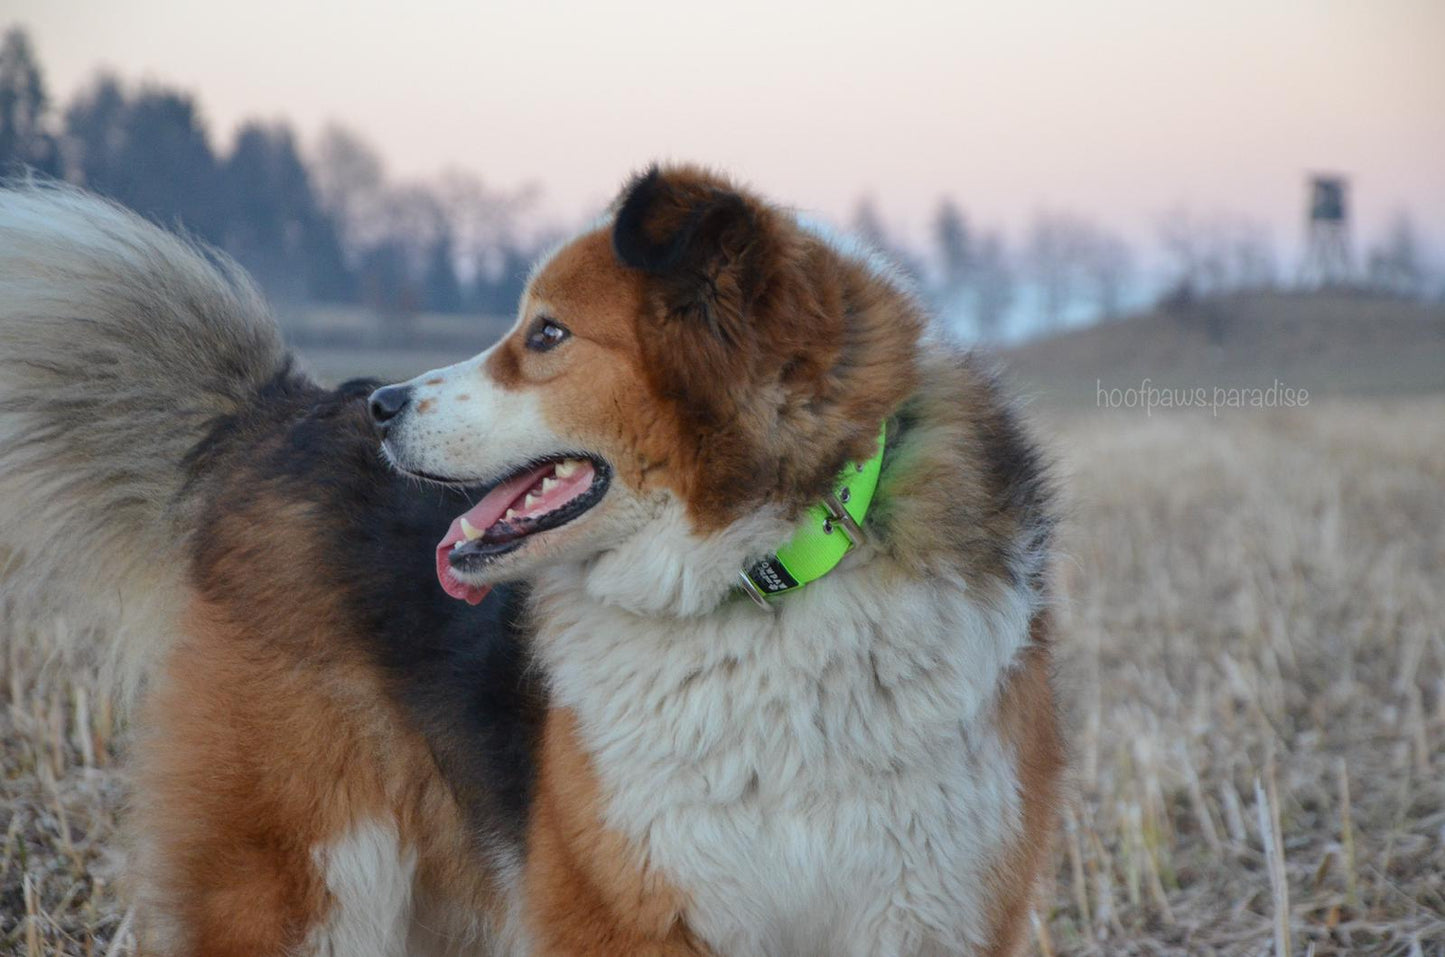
[12,0,1445,256]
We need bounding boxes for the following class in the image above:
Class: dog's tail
[0,183,293,705]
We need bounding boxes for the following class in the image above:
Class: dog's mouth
[434,455,611,604]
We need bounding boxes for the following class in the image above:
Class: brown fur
[876,351,1055,593]
[524,709,710,957]
[130,484,506,953]
[133,603,383,955]
[984,617,1064,955]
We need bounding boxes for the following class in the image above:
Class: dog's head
[373,165,921,612]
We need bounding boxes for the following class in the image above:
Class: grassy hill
[1000,291,1445,409]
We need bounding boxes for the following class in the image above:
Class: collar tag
[738,423,886,609]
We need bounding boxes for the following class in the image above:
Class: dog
[0,166,1061,956]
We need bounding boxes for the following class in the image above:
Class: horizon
[10,0,1444,265]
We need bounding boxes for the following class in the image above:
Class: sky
[11,0,1445,260]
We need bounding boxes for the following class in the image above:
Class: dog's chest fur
[533,551,1035,957]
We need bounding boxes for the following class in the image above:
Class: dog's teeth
[460,517,482,541]
[452,540,465,551]
[504,508,517,521]
[523,493,539,511]
[554,459,580,478]
[542,477,558,493]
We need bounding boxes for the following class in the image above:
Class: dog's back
[0,185,541,954]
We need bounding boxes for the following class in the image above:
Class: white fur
[306,821,416,957]
[383,318,776,600]
[386,342,562,485]
[532,517,1039,956]
[581,498,793,617]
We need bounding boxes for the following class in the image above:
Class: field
[1036,398,1445,954]
[2,381,1443,951]
[1005,292,1445,408]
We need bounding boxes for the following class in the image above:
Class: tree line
[0,26,544,324]
[1,25,1436,340]
[856,197,1434,341]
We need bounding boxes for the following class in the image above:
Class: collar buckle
[735,421,887,610]
[737,570,773,610]
[821,491,865,546]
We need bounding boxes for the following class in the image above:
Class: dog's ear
[612,165,773,341]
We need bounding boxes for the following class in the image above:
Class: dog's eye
[525,317,570,353]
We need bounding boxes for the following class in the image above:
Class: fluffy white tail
[0,183,289,705]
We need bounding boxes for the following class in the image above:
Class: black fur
[191,376,544,853]
[612,166,768,352]
[611,166,675,271]
[612,165,754,279]
[966,360,1057,593]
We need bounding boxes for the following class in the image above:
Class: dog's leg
[980,629,1064,957]
[126,604,419,957]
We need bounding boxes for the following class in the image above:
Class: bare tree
[312,128,439,324]
[1160,209,1278,298]
[972,232,1014,341]
[311,131,551,322]
[851,196,888,251]
[1027,212,1093,330]
[1082,231,1133,320]
[380,182,446,260]
[850,196,925,281]
[364,182,455,325]
[1230,221,1278,290]
[312,123,386,257]
[930,197,975,330]
[1027,215,1136,325]
[437,169,540,289]
[932,198,972,294]
[1159,208,1209,299]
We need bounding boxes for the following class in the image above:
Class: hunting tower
[1299,174,1353,287]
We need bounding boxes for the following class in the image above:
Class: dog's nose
[368,384,412,429]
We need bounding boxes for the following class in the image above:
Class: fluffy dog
[0,166,1061,956]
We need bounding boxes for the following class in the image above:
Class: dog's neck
[570,498,797,619]
[523,351,1050,826]
[534,349,1048,626]
[546,416,898,621]
[736,423,887,608]
[522,383,1039,789]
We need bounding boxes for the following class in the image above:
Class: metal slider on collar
[737,570,771,609]
[820,490,864,545]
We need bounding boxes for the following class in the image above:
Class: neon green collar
[738,423,887,607]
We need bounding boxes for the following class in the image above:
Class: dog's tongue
[433,466,547,605]
[435,516,492,605]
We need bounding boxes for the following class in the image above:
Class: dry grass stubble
[1040,398,1445,955]
[2,398,1443,954]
